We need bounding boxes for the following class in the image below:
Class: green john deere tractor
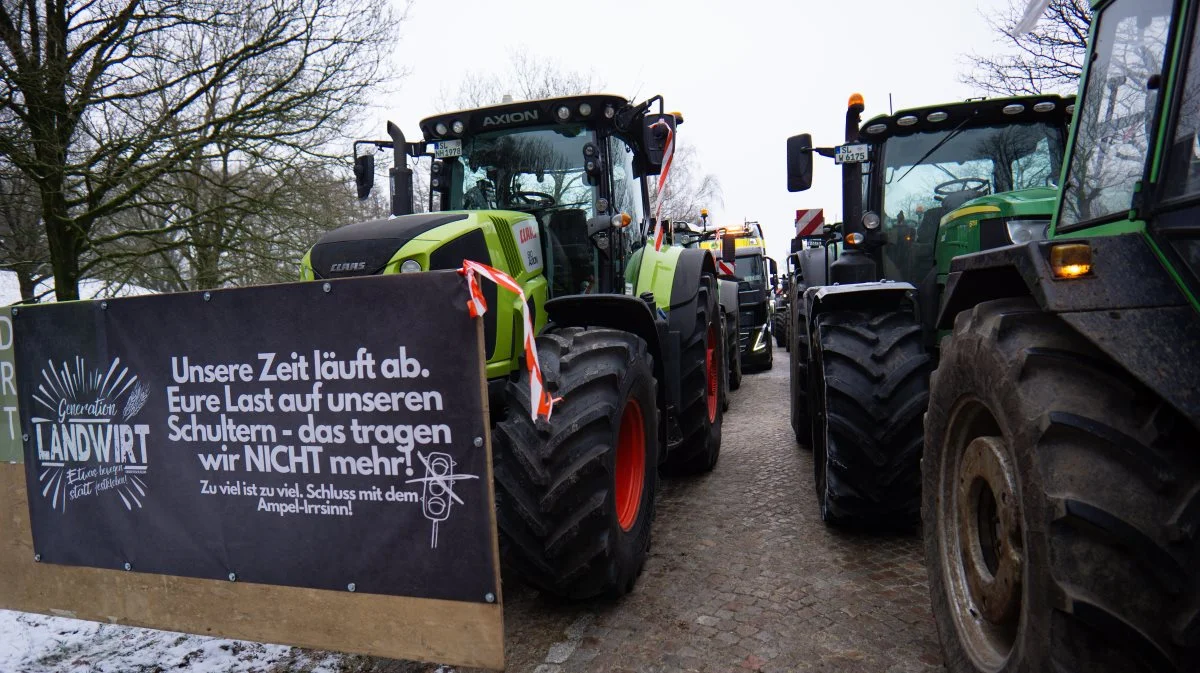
[300,94,726,599]
[785,92,1073,527]
[924,0,1200,670]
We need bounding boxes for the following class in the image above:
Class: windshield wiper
[894,114,974,184]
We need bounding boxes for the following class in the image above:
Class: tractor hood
[940,187,1059,229]
[305,213,469,279]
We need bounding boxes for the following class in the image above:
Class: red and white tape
[459,260,557,421]
[650,120,676,251]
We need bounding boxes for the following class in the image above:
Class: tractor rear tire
[494,327,659,600]
[774,327,786,348]
[810,308,929,528]
[720,313,731,413]
[791,306,811,447]
[662,274,724,475]
[728,314,742,392]
[924,298,1200,673]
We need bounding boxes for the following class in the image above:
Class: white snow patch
[0,609,343,673]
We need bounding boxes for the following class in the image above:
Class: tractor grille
[492,215,524,272]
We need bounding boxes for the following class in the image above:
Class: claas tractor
[670,210,743,393]
[785,92,1073,528]
[299,94,726,599]
[923,0,1200,670]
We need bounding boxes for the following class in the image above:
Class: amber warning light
[1050,243,1092,279]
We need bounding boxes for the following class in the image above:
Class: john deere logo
[330,261,367,272]
[483,110,539,127]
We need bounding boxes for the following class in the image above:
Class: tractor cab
[787,94,1073,287]
[418,95,665,297]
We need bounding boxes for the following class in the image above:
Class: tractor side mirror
[786,133,814,192]
[641,113,677,174]
[354,153,375,200]
[768,258,779,287]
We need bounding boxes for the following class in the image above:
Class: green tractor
[785,92,1073,527]
[300,94,726,599]
[668,212,744,397]
[923,0,1200,670]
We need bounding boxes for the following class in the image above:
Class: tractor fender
[666,247,719,341]
[937,234,1200,424]
[801,281,918,363]
[543,294,673,413]
[718,279,738,318]
[796,246,829,288]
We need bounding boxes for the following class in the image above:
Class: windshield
[736,254,765,288]
[1061,0,1172,226]
[878,121,1064,282]
[443,125,598,215]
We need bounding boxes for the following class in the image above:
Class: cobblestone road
[351,350,944,673]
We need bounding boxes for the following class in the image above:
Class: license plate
[435,139,462,158]
[834,144,869,164]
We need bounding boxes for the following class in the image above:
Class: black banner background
[16,272,497,603]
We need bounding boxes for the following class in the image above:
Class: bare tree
[650,143,724,223]
[962,0,1092,96]
[0,157,49,302]
[0,0,402,300]
[438,49,603,110]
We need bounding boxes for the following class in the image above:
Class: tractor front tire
[791,306,811,447]
[662,274,724,475]
[810,308,929,528]
[494,327,659,600]
[924,298,1200,673]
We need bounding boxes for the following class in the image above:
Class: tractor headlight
[753,325,767,351]
[862,211,881,230]
[1005,219,1050,244]
[399,259,423,273]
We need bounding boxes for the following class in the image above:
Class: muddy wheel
[810,308,929,528]
[494,327,658,599]
[925,298,1200,672]
[662,273,723,475]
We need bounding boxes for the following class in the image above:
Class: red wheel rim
[615,399,646,531]
[705,323,719,423]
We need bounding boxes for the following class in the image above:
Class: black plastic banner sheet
[16,272,497,603]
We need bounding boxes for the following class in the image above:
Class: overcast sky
[373,0,1024,265]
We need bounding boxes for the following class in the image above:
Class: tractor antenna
[889,93,894,115]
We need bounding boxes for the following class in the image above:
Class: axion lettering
[482,110,539,127]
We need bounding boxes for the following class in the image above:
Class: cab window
[1060,0,1172,227]
[1162,17,1200,201]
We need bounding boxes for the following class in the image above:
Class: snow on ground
[0,610,344,673]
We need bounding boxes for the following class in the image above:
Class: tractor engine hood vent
[309,213,468,279]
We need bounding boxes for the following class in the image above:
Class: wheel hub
[944,433,1024,668]
[614,399,646,532]
[705,323,719,423]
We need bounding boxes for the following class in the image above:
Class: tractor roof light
[897,115,918,127]
[848,93,865,109]
[604,104,615,119]
[1050,243,1092,279]
[578,103,592,116]
[1066,104,1076,115]
[1003,103,1025,115]
[865,123,887,135]
[451,120,465,134]
[927,111,949,122]
[1033,101,1056,112]
[556,105,571,121]
[434,122,449,136]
